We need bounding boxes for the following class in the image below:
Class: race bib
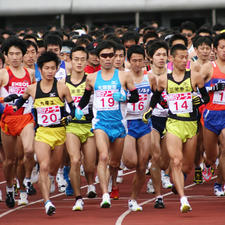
[37,105,61,126]
[168,92,193,114]
[213,91,225,105]
[127,93,148,114]
[95,90,119,111]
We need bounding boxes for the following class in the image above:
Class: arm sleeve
[15,96,27,109]
[199,87,210,104]
[127,89,139,103]
[68,101,76,117]
[150,90,163,109]
[78,89,92,109]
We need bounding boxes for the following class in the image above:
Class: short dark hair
[196,27,212,36]
[122,31,139,45]
[25,40,38,52]
[96,40,116,57]
[0,51,5,65]
[115,44,126,56]
[147,40,169,58]
[170,44,187,57]
[169,33,188,48]
[70,46,88,59]
[214,33,225,49]
[180,21,196,33]
[127,45,145,61]
[23,34,38,44]
[44,35,62,50]
[143,31,159,44]
[2,37,27,56]
[193,35,213,48]
[37,51,60,69]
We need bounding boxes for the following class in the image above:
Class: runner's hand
[60,115,72,126]
[192,95,202,107]
[113,92,126,102]
[75,107,83,120]
[4,94,20,102]
[142,108,153,124]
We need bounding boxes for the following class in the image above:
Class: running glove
[75,107,84,120]
[142,108,153,124]
[192,95,202,107]
[113,91,126,102]
[4,94,20,102]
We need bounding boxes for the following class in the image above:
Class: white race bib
[127,93,148,114]
[37,105,61,126]
[95,90,119,111]
[213,91,225,105]
[168,92,193,114]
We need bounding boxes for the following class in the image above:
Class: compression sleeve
[78,89,92,109]
[68,101,76,117]
[127,89,139,103]
[199,87,210,104]
[149,90,163,109]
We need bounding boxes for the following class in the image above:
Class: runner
[13,51,75,215]
[143,44,210,213]
[75,40,139,208]
[63,46,97,211]
[122,44,156,211]
[0,37,36,207]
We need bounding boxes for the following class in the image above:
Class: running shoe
[171,185,178,195]
[193,168,203,184]
[110,186,119,200]
[72,199,84,211]
[180,197,192,213]
[128,199,143,211]
[45,201,56,216]
[87,184,97,198]
[25,181,37,195]
[116,170,124,183]
[202,165,212,182]
[31,163,39,184]
[0,190,2,201]
[80,164,85,177]
[146,179,155,194]
[100,193,111,208]
[154,197,165,209]
[14,183,19,196]
[5,191,15,208]
[56,171,67,193]
[18,191,28,206]
[65,181,74,196]
[161,171,173,189]
[214,183,225,196]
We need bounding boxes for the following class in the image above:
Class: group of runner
[0,20,224,216]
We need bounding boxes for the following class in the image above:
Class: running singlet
[126,74,151,120]
[92,69,126,124]
[55,61,67,80]
[65,74,93,123]
[33,78,64,127]
[206,62,225,111]
[167,70,197,121]
[4,67,32,115]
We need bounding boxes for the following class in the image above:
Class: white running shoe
[161,171,173,189]
[100,193,111,208]
[45,201,56,216]
[18,191,28,206]
[95,176,99,184]
[49,176,55,193]
[31,164,39,184]
[108,176,112,193]
[128,199,143,211]
[180,196,192,213]
[146,179,155,194]
[87,184,97,198]
[214,183,225,196]
[116,170,124,183]
[80,164,85,177]
[56,170,67,193]
[72,199,84,211]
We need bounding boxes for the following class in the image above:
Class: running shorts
[151,115,167,138]
[166,118,198,143]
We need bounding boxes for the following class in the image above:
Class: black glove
[211,82,225,91]
[142,108,153,124]
[192,95,203,107]
[159,95,168,109]
[60,115,72,126]
[4,94,20,102]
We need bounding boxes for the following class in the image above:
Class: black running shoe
[154,197,165,209]
[26,182,36,195]
[5,192,15,208]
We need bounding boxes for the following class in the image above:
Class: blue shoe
[214,183,224,196]
[65,180,74,196]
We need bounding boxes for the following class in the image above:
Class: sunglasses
[100,53,114,58]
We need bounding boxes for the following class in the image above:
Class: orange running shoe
[110,187,119,200]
